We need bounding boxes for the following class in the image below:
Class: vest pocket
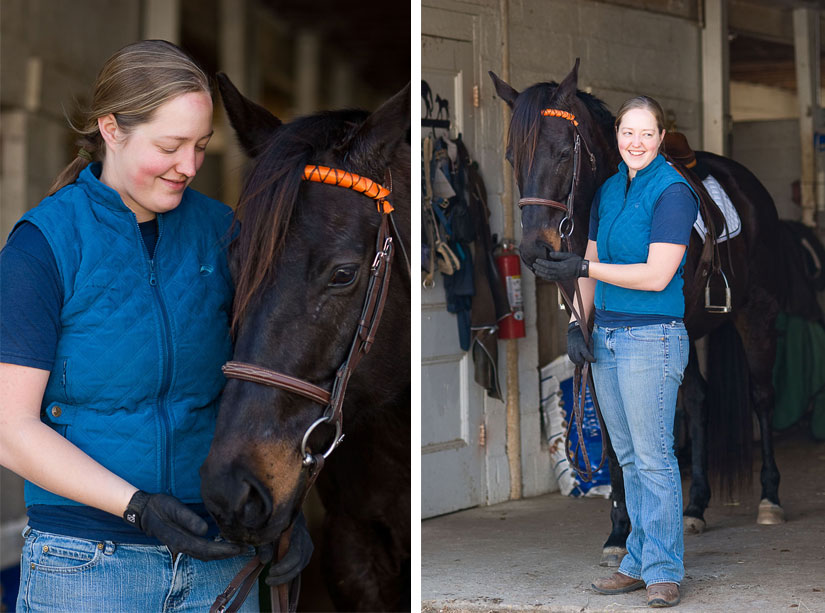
[59,358,75,405]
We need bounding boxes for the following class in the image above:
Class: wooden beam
[142,0,181,43]
[702,0,729,156]
[794,7,821,228]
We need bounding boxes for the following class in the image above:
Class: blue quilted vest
[593,154,695,318]
[18,164,234,506]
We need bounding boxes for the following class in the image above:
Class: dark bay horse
[200,76,411,611]
[491,60,817,565]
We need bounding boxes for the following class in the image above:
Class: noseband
[517,108,596,240]
[221,164,396,468]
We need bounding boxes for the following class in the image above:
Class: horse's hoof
[756,498,785,525]
[684,516,706,534]
[600,546,627,567]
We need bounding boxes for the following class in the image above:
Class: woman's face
[100,91,213,222]
[616,107,663,179]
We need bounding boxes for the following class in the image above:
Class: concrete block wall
[732,119,801,221]
[1,1,140,239]
[506,0,703,144]
[0,0,141,569]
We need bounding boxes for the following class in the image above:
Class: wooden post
[219,0,247,208]
[142,0,181,43]
[701,0,729,156]
[499,0,522,501]
[793,7,820,229]
[295,30,321,115]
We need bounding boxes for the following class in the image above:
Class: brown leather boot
[591,572,645,595]
[647,582,681,607]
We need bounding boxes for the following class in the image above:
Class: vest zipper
[138,215,174,494]
[602,178,633,309]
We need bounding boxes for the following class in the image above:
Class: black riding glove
[123,490,243,561]
[567,322,596,367]
[533,252,589,281]
[265,512,314,587]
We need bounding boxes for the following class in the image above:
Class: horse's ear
[347,82,410,170]
[489,71,519,108]
[216,72,282,158]
[556,58,580,102]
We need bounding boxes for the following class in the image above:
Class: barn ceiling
[180,0,409,104]
[730,34,823,91]
[257,0,410,98]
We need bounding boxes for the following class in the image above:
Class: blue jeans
[591,322,689,586]
[16,527,260,612]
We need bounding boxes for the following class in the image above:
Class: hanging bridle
[517,108,606,483]
[211,164,399,613]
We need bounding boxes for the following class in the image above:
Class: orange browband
[303,165,393,214]
[541,108,579,126]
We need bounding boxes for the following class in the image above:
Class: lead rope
[555,130,606,482]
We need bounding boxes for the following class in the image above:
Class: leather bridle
[211,164,399,613]
[517,108,596,241]
[517,108,606,483]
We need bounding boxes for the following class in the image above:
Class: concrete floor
[422,428,825,612]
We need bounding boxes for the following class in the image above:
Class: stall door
[421,29,485,518]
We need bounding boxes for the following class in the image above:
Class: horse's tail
[705,320,753,500]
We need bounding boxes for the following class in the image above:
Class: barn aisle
[422,428,825,612]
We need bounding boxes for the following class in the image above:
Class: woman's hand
[567,322,596,366]
[123,490,244,561]
[265,512,314,586]
[533,252,589,281]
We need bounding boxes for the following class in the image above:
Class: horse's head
[200,75,411,545]
[489,60,615,268]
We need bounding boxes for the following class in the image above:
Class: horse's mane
[230,109,369,332]
[508,81,614,179]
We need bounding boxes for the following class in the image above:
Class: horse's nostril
[233,469,273,529]
[536,239,555,258]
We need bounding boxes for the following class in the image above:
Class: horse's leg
[600,430,630,566]
[681,341,711,534]
[734,287,785,524]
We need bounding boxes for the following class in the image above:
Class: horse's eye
[329,266,358,287]
[559,149,571,160]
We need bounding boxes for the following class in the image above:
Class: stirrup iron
[705,269,731,313]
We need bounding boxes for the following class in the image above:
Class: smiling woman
[531,92,699,608]
[0,39,307,612]
[98,91,215,221]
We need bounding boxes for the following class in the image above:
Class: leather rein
[211,165,398,613]
[518,108,607,483]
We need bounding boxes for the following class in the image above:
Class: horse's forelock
[508,81,615,182]
[509,82,559,179]
[230,110,369,333]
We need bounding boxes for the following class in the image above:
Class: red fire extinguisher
[496,242,526,339]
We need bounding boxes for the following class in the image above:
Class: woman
[0,40,308,612]
[534,96,698,608]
